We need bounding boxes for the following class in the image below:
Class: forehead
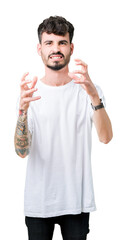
[41,32,70,42]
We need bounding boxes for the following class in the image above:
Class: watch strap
[91,99,104,111]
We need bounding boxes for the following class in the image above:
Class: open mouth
[49,55,63,60]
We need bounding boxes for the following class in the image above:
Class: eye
[45,42,52,45]
[60,41,67,45]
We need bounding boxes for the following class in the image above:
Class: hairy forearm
[14,110,32,158]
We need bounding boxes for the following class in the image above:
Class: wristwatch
[91,98,104,111]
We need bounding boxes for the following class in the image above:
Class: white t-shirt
[17,79,106,218]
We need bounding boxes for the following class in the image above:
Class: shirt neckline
[39,79,74,90]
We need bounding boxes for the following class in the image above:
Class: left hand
[68,59,98,98]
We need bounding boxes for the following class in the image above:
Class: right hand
[19,72,41,112]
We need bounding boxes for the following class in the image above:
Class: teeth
[51,56,62,59]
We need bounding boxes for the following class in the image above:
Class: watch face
[91,100,104,111]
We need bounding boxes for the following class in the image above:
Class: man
[14,16,113,240]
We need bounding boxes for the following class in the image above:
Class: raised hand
[19,72,41,112]
[68,59,99,99]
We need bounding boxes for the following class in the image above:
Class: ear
[70,43,74,55]
[37,43,42,56]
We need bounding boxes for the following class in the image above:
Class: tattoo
[15,148,29,156]
[19,109,26,116]
[14,109,32,157]
[16,110,28,136]
[17,121,26,135]
[16,137,29,147]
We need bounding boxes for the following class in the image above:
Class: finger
[74,58,82,62]
[68,72,80,81]
[30,76,38,89]
[23,96,41,103]
[74,59,88,68]
[72,70,86,75]
[74,58,87,65]
[20,80,32,88]
[21,72,29,82]
[22,88,38,97]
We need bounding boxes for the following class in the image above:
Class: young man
[14,16,113,240]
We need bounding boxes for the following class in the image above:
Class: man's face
[37,32,74,71]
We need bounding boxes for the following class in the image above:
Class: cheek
[62,47,69,55]
[41,50,49,60]
[65,48,72,57]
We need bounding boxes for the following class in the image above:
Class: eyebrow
[43,40,69,44]
[44,40,52,44]
[59,40,68,44]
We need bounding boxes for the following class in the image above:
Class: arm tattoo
[15,148,29,156]
[14,109,32,157]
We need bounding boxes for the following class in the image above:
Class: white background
[0,0,127,239]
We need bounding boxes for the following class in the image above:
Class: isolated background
[0,0,127,239]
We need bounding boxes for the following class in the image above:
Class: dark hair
[37,16,74,44]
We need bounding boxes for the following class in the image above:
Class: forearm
[14,110,32,158]
[90,95,113,144]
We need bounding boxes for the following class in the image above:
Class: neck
[41,65,72,86]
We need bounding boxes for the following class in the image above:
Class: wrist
[90,94,100,106]
[91,98,104,111]
[19,109,27,117]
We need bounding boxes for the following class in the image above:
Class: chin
[47,64,66,71]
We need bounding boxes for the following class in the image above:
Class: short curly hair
[37,16,74,44]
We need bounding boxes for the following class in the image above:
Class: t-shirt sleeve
[16,97,34,134]
[87,84,106,121]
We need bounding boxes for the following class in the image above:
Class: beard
[47,60,69,71]
[41,51,71,71]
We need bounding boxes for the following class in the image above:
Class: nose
[52,43,60,53]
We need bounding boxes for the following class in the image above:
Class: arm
[14,72,41,158]
[14,110,32,158]
[68,58,113,144]
[90,95,113,144]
